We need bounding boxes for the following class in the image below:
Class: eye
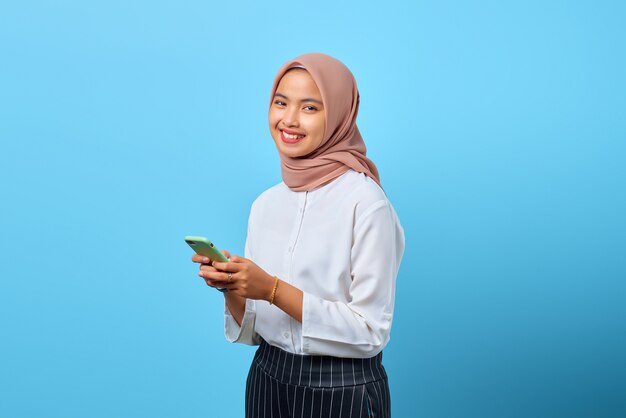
[274,100,286,107]
[303,105,318,111]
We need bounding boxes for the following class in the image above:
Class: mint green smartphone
[184,236,229,292]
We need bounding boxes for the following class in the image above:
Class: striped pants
[245,341,391,418]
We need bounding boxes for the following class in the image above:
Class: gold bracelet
[269,276,279,305]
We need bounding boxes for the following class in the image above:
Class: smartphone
[185,236,229,292]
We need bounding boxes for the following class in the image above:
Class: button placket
[287,191,308,352]
[287,192,308,255]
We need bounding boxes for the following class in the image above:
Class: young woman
[192,53,405,418]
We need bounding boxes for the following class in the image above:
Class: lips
[280,129,305,144]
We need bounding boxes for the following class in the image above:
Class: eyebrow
[274,92,323,106]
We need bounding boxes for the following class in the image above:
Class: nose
[282,105,300,128]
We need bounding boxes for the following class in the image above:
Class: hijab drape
[269,53,381,192]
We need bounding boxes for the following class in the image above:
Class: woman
[192,53,404,418]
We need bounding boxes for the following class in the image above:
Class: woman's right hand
[191,249,246,325]
[191,250,231,288]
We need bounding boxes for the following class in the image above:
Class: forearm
[224,292,246,326]
[301,292,392,357]
[272,278,303,323]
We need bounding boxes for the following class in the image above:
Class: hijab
[269,53,382,192]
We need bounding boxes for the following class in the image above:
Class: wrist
[268,276,279,305]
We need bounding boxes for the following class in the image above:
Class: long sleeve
[223,224,262,346]
[301,201,405,358]
[224,299,261,345]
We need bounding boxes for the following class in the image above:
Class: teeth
[283,131,304,139]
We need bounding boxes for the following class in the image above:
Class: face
[269,69,326,158]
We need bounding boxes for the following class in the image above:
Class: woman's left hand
[200,255,275,301]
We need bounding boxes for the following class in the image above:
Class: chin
[280,148,304,158]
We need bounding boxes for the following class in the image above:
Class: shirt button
[288,246,293,252]
[283,332,290,339]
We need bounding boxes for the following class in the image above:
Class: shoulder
[334,170,391,220]
[341,172,405,251]
[339,172,404,244]
[342,170,386,203]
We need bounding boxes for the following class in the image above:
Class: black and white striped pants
[245,340,391,418]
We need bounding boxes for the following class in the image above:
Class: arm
[197,244,261,345]
[300,201,405,357]
[223,292,246,326]
[269,279,303,322]
[195,249,247,326]
[208,257,303,322]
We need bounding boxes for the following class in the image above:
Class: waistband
[252,340,387,388]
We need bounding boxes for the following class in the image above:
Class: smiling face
[269,69,326,158]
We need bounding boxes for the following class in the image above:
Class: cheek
[268,109,280,128]
[310,115,326,140]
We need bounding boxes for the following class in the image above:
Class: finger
[191,254,211,264]
[199,270,234,282]
[199,265,217,272]
[203,277,221,287]
[221,249,231,259]
[229,255,244,263]
[213,277,237,290]
[207,281,234,292]
[199,270,217,280]
[211,260,241,272]
[203,270,236,285]
[204,277,234,291]
[203,278,231,292]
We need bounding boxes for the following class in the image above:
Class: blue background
[1,1,625,417]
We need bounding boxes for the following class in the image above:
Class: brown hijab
[269,53,381,192]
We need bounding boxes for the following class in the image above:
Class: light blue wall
[1,1,624,417]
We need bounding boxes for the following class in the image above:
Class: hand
[191,250,231,289]
[203,255,275,301]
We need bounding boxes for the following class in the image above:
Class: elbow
[350,310,393,357]
[354,321,391,357]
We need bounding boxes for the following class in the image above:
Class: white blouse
[224,170,405,358]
